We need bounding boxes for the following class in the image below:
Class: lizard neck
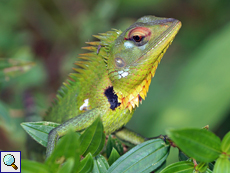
[114,47,166,112]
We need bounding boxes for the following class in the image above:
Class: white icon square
[0,151,21,173]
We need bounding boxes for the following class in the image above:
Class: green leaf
[21,160,50,173]
[0,58,35,82]
[196,162,208,173]
[114,138,124,155]
[106,135,114,158]
[78,153,94,173]
[45,130,80,173]
[57,158,74,173]
[213,155,230,173]
[79,116,105,157]
[92,154,109,173]
[167,128,221,162]
[21,121,59,147]
[108,148,120,166]
[160,161,194,173]
[108,138,170,173]
[221,131,230,154]
[178,151,214,172]
[205,168,213,173]
[106,135,123,158]
[154,161,166,173]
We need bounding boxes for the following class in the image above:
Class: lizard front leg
[46,108,100,158]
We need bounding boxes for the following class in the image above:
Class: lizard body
[45,16,181,157]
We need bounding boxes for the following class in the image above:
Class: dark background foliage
[0,0,230,163]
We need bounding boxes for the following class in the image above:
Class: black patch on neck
[104,86,121,110]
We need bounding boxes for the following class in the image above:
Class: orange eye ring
[125,27,151,45]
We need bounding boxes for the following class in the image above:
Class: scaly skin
[45,16,181,157]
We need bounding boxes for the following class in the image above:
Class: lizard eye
[125,27,151,46]
[132,35,144,42]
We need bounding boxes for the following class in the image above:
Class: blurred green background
[0,0,230,164]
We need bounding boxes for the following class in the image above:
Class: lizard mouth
[117,41,172,112]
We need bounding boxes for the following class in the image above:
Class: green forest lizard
[44,16,181,157]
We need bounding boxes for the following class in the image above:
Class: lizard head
[107,16,181,111]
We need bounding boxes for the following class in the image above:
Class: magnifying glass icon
[3,154,18,170]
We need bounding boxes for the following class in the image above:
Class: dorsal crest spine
[46,29,122,115]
